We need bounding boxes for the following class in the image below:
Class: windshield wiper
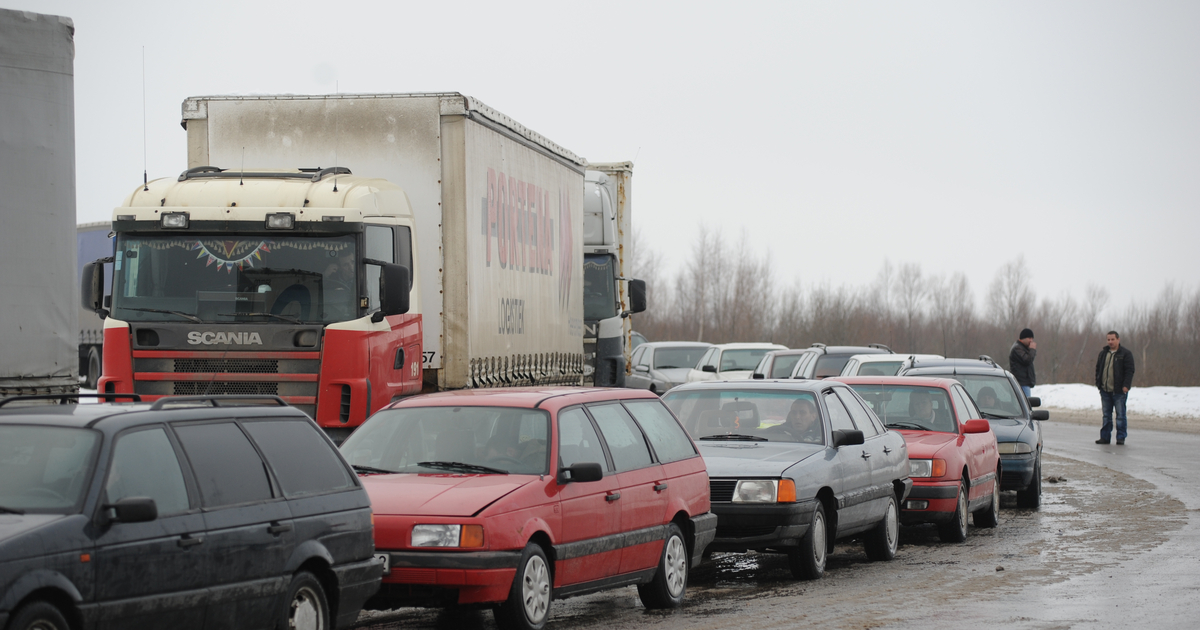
[980,412,1017,420]
[122,307,202,323]
[656,365,679,369]
[886,422,927,430]
[417,461,508,474]
[352,464,397,475]
[0,505,25,515]
[217,312,303,324]
[698,434,768,441]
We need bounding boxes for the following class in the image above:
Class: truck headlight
[998,442,1034,454]
[265,213,295,229]
[160,212,189,229]
[909,459,947,478]
[411,524,485,548]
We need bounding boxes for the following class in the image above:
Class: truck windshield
[112,234,358,324]
[583,253,618,321]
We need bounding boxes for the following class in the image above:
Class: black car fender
[0,569,83,613]
[283,539,335,575]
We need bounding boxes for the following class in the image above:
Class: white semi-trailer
[0,8,78,398]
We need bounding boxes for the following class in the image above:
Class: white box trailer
[0,9,78,398]
[181,93,585,392]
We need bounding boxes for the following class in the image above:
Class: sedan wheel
[938,481,969,543]
[1017,458,1042,509]
[974,474,1001,528]
[788,502,827,580]
[864,494,899,561]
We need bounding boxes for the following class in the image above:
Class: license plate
[375,552,390,575]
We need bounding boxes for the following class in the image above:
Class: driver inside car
[768,398,824,444]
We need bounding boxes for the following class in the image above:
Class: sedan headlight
[411,524,485,548]
[732,479,796,503]
[909,459,947,478]
[998,442,1034,454]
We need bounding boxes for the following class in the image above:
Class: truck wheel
[788,502,827,580]
[863,494,899,561]
[278,571,329,630]
[637,523,688,609]
[85,346,102,390]
[8,600,70,630]
[1017,459,1042,509]
[938,481,969,543]
[495,543,551,630]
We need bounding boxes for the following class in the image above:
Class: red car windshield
[340,406,550,475]
[848,384,956,433]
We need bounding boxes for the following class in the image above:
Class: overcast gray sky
[15,0,1200,313]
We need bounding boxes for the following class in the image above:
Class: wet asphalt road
[355,421,1200,630]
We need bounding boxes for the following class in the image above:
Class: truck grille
[132,351,319,418]
[173,359,279,374]
[173,382,280,396]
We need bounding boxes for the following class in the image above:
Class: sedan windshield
[654,346,710,370]
[340,406,550,475]
[948,375,1025,418]
[848,384,957,433]
[662,389,824,444]
[112,234,358,324]
[0,426,100,513]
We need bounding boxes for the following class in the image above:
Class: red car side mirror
[962,419,991,434]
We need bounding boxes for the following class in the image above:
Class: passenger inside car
[765,398,824,444]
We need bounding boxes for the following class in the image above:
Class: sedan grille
[710,479,737,503]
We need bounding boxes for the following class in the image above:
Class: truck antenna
[142,46,148,191]
[240,147,245,185]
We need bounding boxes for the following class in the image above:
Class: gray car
[662,380,911,580]
[627,342,713,394]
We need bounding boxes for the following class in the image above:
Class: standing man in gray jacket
[1095,330,1135,445]
[1009,328,1036,398]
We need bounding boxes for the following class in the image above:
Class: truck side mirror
[627,278,647,315]
[81,260,109,318]
[372,263,411,323]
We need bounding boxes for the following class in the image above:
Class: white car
[839,353,944,377]
[685,342,788,383]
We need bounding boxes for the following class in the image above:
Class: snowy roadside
[1033,383,1200,434]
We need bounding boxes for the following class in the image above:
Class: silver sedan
[627,341,713,394]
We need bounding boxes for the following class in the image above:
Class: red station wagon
[834,376,1001,542]
[339,387,716,630]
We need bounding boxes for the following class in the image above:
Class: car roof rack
[810,342,827,349]
[178,166,352,183]
[867,343,892,352]
[977,355,996,366]
[148,395,290,410]
[0,393,143,408]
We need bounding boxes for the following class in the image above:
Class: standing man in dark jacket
[1094,330,1135,445]
[1009,328,1037,398]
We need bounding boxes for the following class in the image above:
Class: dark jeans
[1099,389,1128,441]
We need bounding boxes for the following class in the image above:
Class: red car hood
[896,430,960,458]
[362,474,535,517]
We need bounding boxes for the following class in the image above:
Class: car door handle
[177,534,204,548]
[883,446,892,454]
[653,483,669,492]
[606,492,622,502]
[268,522,293,535]
[861,451,871,459]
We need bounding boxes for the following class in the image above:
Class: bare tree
[988,256,1036,333]
[894,263,927,352]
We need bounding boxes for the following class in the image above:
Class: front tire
[278,571,329,630]
[863,494,899,561]
[1017,458,1042,509]
[638,523,688,609]
[974,473,1001,528]
[938,481,969,543]
[85,346,101,390]
[788,502,827,580]
[495,543,552,630]
[8,600,69,630]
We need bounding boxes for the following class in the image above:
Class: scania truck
[583,163,642,387]
[84,93,590,440]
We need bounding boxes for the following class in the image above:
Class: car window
[588,403,654,471]
[945,374,1023,418]
[0,425,100,514]
[840,359,859,376]
[106,427,190,516]
[858,361,903,376]
[558,407,610,470]
[771,354,802,378]
[623,400,697,463]
[824,391,857,433]
[951,385,980,422]
[720,349,772,372]
[631,346,648,367]
[835,388,879,437]
[655,346,709,370]
[792,353,816,378]
[174,422,274,507]
[243,420,354,498]
[814,355,852,379]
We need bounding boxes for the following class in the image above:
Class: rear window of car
[623,400,697,463]
[588,403,654,472]
[720,349,772,372]
[175,422,275,507]
[770,354,803,378]
[814,355,852,378]
[244,420,354,498]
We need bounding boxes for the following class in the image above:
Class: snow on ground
[1032,383,1200,419]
